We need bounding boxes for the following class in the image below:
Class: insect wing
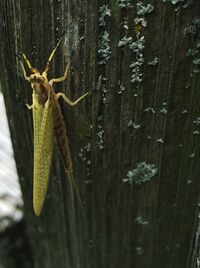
[32,93,54,216]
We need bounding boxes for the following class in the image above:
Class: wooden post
[0,1,200,267]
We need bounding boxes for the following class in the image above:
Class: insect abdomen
[54,103,73,172]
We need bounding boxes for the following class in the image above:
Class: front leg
[49,62,71,87]
[26,104,33,110]
[22,54,38,73]
[20,61,30,82]
[56,92,88,106]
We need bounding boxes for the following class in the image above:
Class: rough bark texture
[0,0,200,268]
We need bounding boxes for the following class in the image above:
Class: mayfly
[20,39,88,216]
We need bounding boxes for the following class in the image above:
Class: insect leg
[44,38,62,73]
[49,62,71,86]
[56,92,88,106]
[25,104,33,110]
[22,54,38,73]
[20,61,31,81]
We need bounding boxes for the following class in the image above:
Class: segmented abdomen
[54,101,73,172]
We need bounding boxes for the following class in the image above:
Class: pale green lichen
[118,36,133,47]
[185,18,200,36]
[134,216,149,225]
[182,109,188,114]
[98,31,111,65]
[123,162,157,185]
[129,36,145,52]
[79,143,91,177]
[97,125,104,150]
[117,0,131,8]
[187,49,200,72]
[96,115,104,150]
[128,120,141,129]
[135,247,144,255]
[193,130,200,135]
[162,0,185,4]
[98,5,111,105]
[98,5,111,65]
[117,2,154,85]
[100,80,108,103]
[130,2,153,84]
[117,81,126,95]
[97,5,111,149]
[185,18,200,73]
[148,57,158,66]
[160,107,168,114]
[79,143,91,162]
[136,1,154,15]
[160,103,168,114]
[187,49,198,57]
[99,5,111,26]
[144,107,156,114]
[193,117,200,125]
[156,138,164,144]
[193,59,200,65]
[129,37,145,83]
[134,17,147,27]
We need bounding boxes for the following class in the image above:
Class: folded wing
[32,93,54,216]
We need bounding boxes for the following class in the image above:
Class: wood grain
[0,1,200,267]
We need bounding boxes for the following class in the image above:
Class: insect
[20,39,88,216]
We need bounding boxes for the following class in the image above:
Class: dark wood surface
[0,1,200,267]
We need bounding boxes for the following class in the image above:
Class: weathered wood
[0,0,200,267]
[0,220,32,268]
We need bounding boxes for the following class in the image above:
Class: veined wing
[32,93,54,216]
